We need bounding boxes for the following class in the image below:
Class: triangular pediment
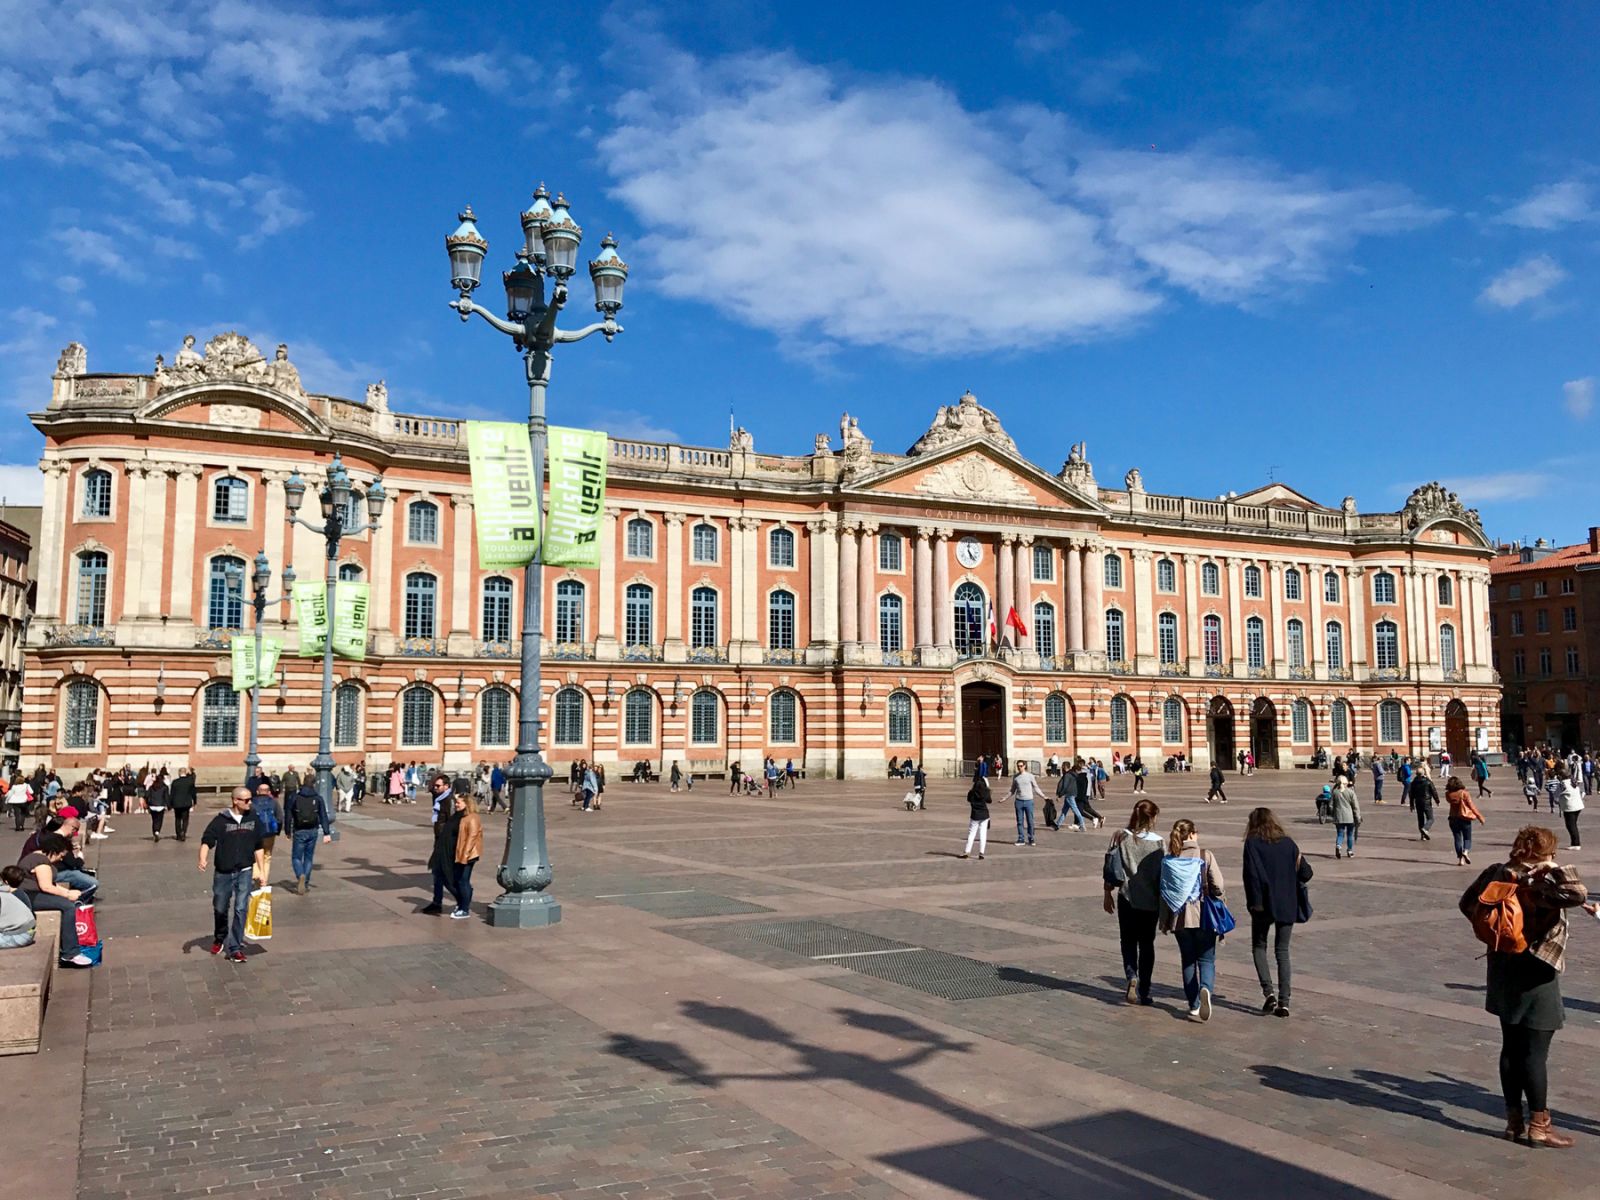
[846,439,1105,513]
[1229,482,1327,509]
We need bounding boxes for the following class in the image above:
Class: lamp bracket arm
[553,320,623,344]
[448,298,525,339]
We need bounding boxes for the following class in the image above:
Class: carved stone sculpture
[1403,481,1481,529]
[156,332,306,399]
[55,343,87,377]
[812,432,832,455]
[906,391,1021,456]
[1124,467,1144,493]
[730,426,754,452]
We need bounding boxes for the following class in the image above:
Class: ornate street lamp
[445,186,629,929]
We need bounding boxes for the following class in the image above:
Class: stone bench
[0,910,61,1056]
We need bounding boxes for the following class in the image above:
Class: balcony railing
[400,636,448,657]
[686,644,729,664]
[548,641,597,660]
[44,624,114,647]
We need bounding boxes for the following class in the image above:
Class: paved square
[8,769,1600,1198]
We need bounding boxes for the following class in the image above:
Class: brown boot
[295,875,307,896]
[1527,1111,1575,1148]
[1503,1106,1525,1142]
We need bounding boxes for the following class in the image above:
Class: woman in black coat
[1241,807,1311,1018]
[168,767,197,842]
[961,772,991,860]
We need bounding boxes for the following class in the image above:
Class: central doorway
[1251,697,1280,769]
[1445,700,1470,763]
[961,682,1006,774]
[1207,696,1235,768]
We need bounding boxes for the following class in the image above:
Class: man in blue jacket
[287,780,333,895]
[488,763,507,812]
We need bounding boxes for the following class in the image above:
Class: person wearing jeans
[199,788,266,963]
[286,781,333,894]
[1055,772,1084,830]
[1330,781,1360,859]
[1010,762,1040,846]
[1158,819,1225,1021]
[450,787,484,919]
[1241,807,1307,1018]
[1444,775,1486,866]
[1103,799,1164,1004]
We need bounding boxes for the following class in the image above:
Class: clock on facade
[956,537,983,568]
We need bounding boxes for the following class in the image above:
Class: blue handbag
[1198,858,1236,936]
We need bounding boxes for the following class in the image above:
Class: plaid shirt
[1522,864,1588,973]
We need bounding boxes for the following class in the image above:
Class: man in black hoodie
[199,787,265,962]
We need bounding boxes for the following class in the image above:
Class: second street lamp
[445,187,629,928]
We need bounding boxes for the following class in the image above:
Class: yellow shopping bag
[245,886,273,941]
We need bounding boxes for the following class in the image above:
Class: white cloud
[592,409,683,444]
[1438,470,1547,503]
[59,227,139,279]
[0,307,64,415]
[1498,181,1594,230]
[0,465,44,507]
[1479,254,1567,308]
[602,46,1440,355]
[1015,12,1077,58]
[1565,377,1596,420]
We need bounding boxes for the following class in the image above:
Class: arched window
[953,582,985,655]
[1378,699,1403,744]
[624,583,653,646]
[1324,571,1341,604]
[1044,693,1068,743]
[212,475,248,523]
[1157,612,1178,664]
[554,580,584,644]
[338,562,363,582]
[1373,571,1397,605]
[769,689,798,743]
[690,586,718,648]
[1032,544,1053,581]
[1156,558,1177,592]
[625,517,653,559]
[1286,618,1305,669]
[1109,695,1130,743]
[81,468,112,517]
[1034,601,1056,659]
[1325,621,1345,670]
[691,522,718,563]
[404,572,437,639]
[1105,609,1126,662]
[480,687,512,747]
[887,690,914,743]
[879,532,903,572]
[76,551,108,627]
[407,500,439,544]
[1284,567,1302,601]
[64,680,99,749]
[768,526,795,568]
[1438,575,1454,606]
[553,687,584,745]
[482,577,513,643]
[624,689,653,744]
[1439,623,1458,673]
[1202,614,1222,665]
[1291,699,1310,743]
[200,681,240,747]
[1162,697,1183,744]
[691,690,719,744]
[879,594,903,652]
[1103,553,1123,589]
[1245,615,1265,668]
[769,589,796,650]
[207,556,245,630]
[1244,565,1263,598]
[334,682,362,747]
[1374,619,1399,670]
[1330,699,1350,744]
[400,686,435,746]
[1201,562,1220,595]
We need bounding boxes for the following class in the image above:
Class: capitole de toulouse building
[25,334,1501,782]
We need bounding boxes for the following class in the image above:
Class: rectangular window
[1156,559,1176,592]
[1564,606,1577,631]
[1291,703,1310,743]
[1032,544,1053,582]
[1567,647,1580,675]
[1201,563,1220,595]
[691,523,718,563]
[879,534,903,572]
[1534,580,1547,597]
[1561,577,1575,595]
[1372,573,1396,605]
[1330,703,1348,744]
[1511,611,1524,636]
[1244,567,1262,599]
[1539,648,1552,677]
[1324,572,1340,604]
[64,684,98,749]
[1284,570,1301,601]
[1379,704,1403,744]
[1513,649,1525,677]
[1508,584,1521,600]
[879,600,902,652]
[1246,622,1265,669]
[1157,614,1178,664]
[1162,700,1182,745]
[1536,609,1549,633]
[1491,613,1499,636]
[213,479,248,523]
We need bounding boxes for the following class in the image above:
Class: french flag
[986,602,997,647]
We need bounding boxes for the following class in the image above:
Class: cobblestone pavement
[6,768,1600,1199]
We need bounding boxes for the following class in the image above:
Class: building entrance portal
[1445,699,1470,764]
[1251,697,1280,770]
[1207,696,1235,769]
[961,682,1006,775]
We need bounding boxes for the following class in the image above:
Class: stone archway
[1445,699,1470,764]
[960,682,1006,774]
[1207,695,1236,769]
[1251,697,1280,769]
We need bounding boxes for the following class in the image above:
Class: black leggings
[1077,792,1102,822]
[173,809,191,839]
[150,809,165,835]
[1499,1022,1556,1112]
[1116,895,1158,999]
[1563,810,1581,848]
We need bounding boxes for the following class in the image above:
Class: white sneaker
[90,832,110,840]
[64,953,94,967]
[449,909,471,920]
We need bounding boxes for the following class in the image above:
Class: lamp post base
[487,892,563,927]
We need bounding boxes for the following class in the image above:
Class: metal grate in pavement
[737,920,908,959]
[610,890,773,918]
[841,948,1053,1000]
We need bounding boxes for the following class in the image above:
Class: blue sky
[1,1,1595,545]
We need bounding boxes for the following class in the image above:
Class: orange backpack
[1470,877,1527,954]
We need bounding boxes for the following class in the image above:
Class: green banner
[333,581,370,661]
[467,421,540,569]
[546,426,607,569]
[231,636,282,692]
[294,581,328,657]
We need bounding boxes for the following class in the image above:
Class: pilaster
[1065,536,1085,653]
[663,511,687,662]
[595,506,621,659]
[170,465,203,622]
[1131,546,1155,673]
[447,493,473,655]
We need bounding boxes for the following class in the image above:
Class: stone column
[839,520,860,647]
[1267,561,1285,674]
[933,528,954,650]
[33,460,70,621]
[1226,557,1244,673]
[806,514,840,663]
[1182,554,1201,676]
[366,476,393,650]
[169,466,203,622]
[448,494,473,651]
[137,465,169,619]
[1347,565,1367,677]
[914,526,935,651]
[595,506,621,657]
[996,535,1015,649]
[1131,547,1155,672]
[1065,538,1085,653]
[1402,565,1422,670]
[1014,534,1033,659]
[663,511,686,662]
[119,462,147,624]
[1084,541,1106,655]
[1422,566,1439,668]
[727,516,746,646]
[741,517,761,662]
[857,522,879,657]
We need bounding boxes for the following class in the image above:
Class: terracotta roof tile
[1490,543,1600,575]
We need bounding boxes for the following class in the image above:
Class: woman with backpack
[960,770,991,860]
[1157,818,1226,1022]
[1242,807,1310,1019]
[1103,799,1164,1005]
[1459,824,1596,1146]
[1445,775,1487,866]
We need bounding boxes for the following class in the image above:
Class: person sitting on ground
[0,864,36,949]
[17,834,94,966]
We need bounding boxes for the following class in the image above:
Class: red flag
[1005,606,1028,638]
